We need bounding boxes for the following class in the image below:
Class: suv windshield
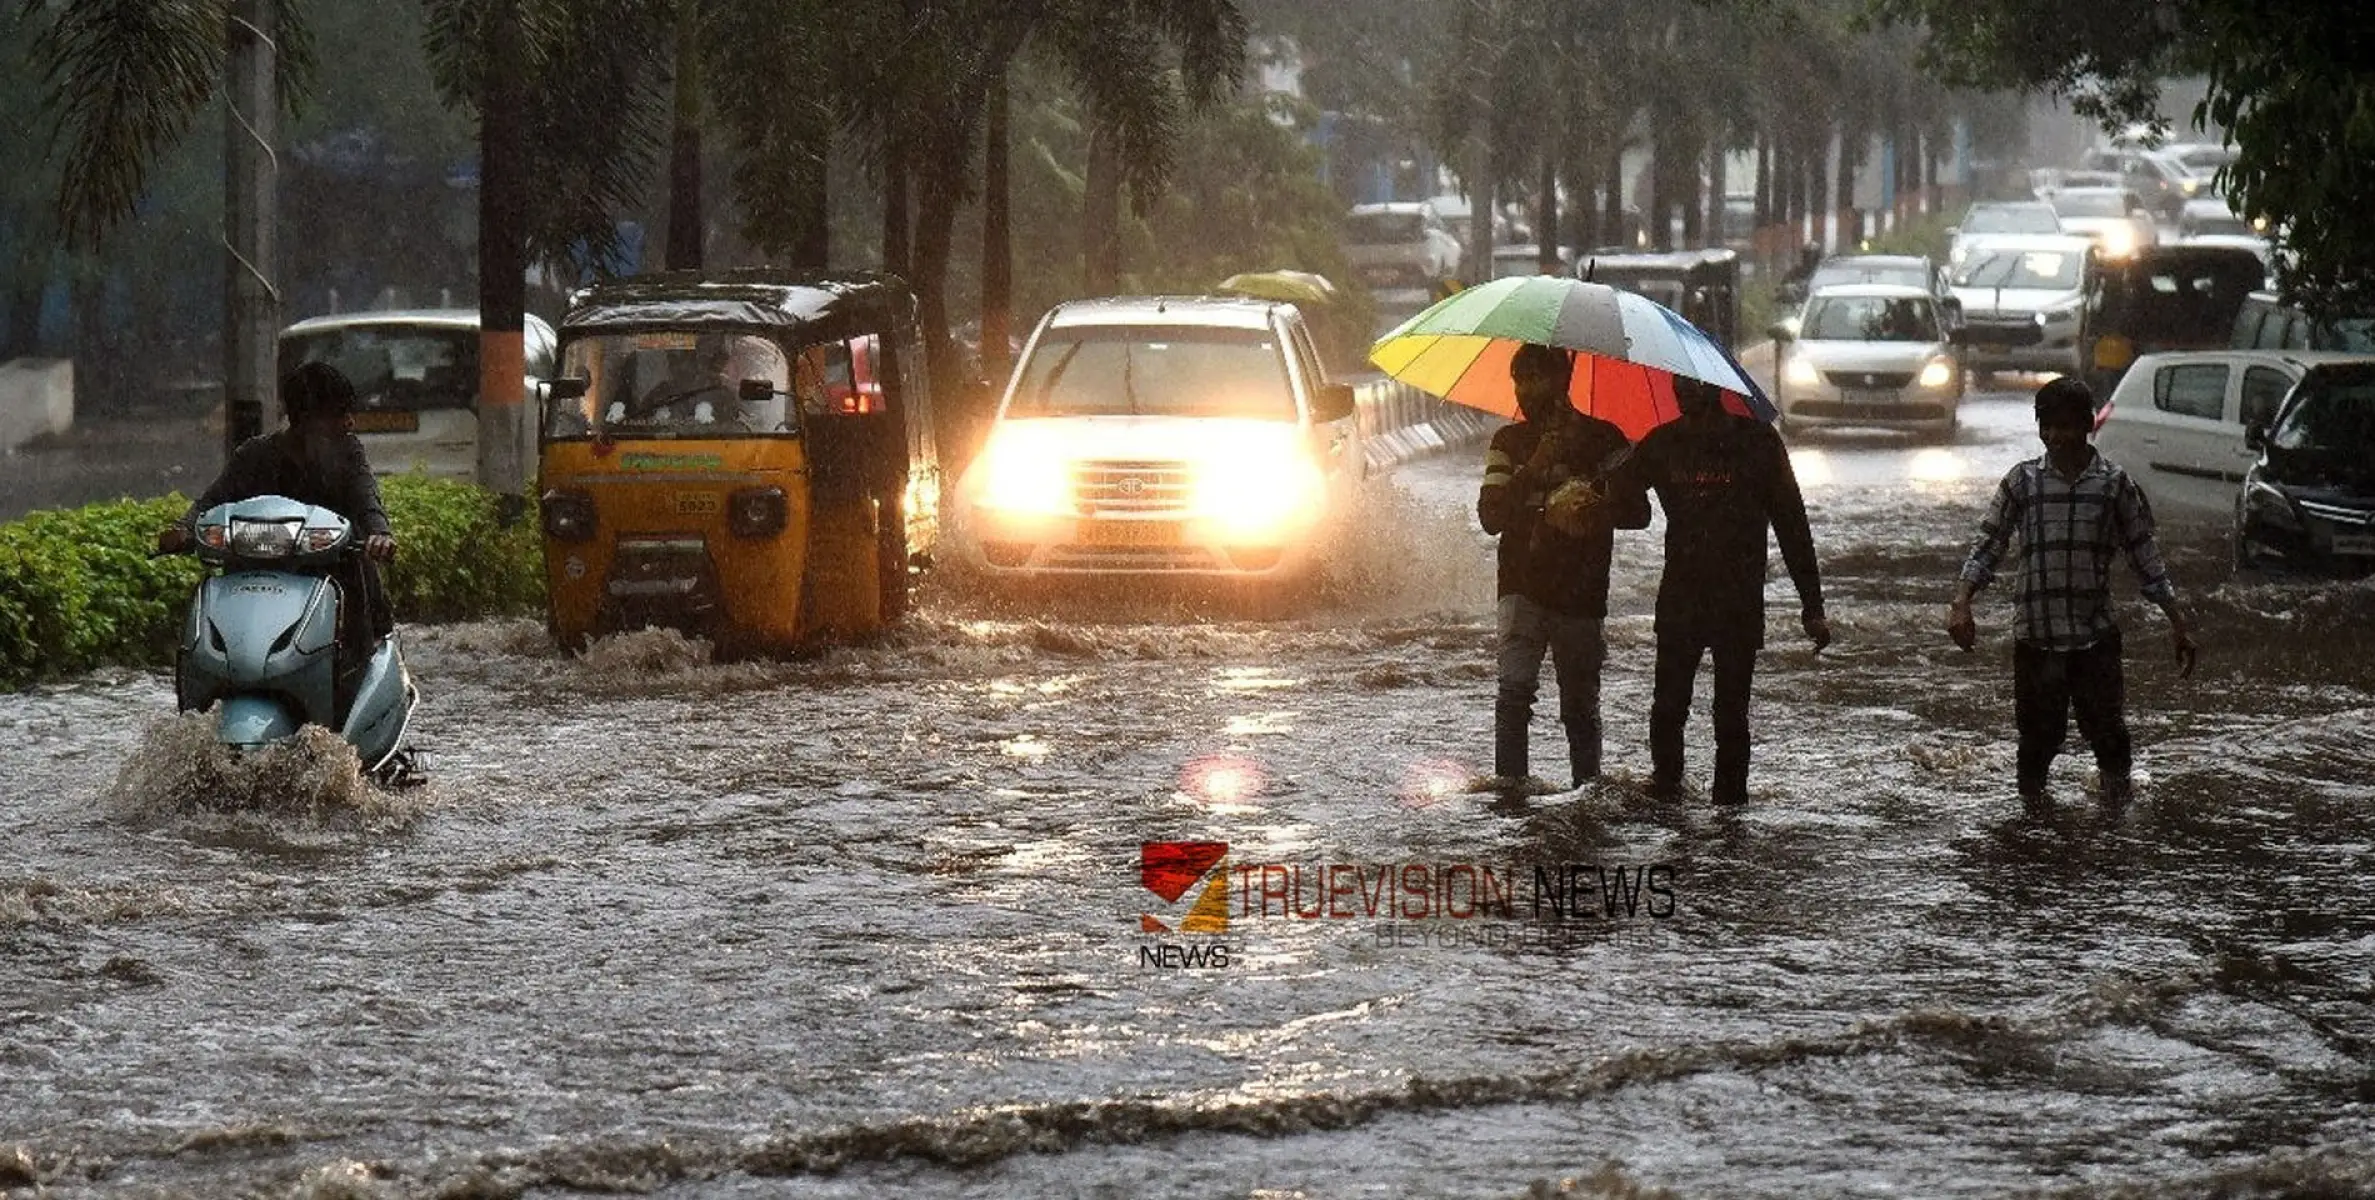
[1008,325,1295,420]
[1803,296,1940,342]
[2273,377,2375,456]
[1346,212,1424,246]
[1963,205,2060,234]
[281,326,477,412]
[1952,248,2083,290]
[2049,191,2127,219]
[550,330,797,437]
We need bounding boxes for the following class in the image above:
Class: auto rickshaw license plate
[673,491,722,516]
[351,409,419,433]
[1077,518,1179,546]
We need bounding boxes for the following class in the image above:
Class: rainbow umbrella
[1367,274,1773,439]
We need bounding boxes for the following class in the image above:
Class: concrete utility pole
[223,0,278,451]
[478,0,529,514]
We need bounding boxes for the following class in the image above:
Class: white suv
[954,296,1361,584]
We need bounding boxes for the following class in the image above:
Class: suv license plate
[1077,519,1179,546]
[1840,387,1898,406]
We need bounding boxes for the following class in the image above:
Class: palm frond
[21,0,230,245]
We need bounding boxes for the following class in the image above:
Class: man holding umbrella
[1478,343,1651,790]
[1601,376,1830,806]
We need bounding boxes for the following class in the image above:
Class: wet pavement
[3,385,2371,1198]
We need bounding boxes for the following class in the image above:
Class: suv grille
[1075,460,1194,513]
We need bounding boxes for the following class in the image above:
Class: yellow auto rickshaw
[537,270,939,652]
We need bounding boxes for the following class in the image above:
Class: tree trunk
[882,131,910,280]
[1082,113,1121,293]
[912,152,969,467]
[1535,152,1558,273]
[1463,129,1493,285]
[1836,126,1862,249]
[1601,146,1624,249]
[223,0,278,448]
[476,0,529,511]
[664,4,703,271]
[789,124,830,268]
[980,67,1013,383]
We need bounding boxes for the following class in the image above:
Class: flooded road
[4,386,2372,1198]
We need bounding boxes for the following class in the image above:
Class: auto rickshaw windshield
[551,330,796,437]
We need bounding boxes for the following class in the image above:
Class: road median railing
[1349,374,1495,475]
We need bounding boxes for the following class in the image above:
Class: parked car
[1344,202,1462,294]
[2029,167,2122,199]
[2229,291,2375,353]
[2173,197,2272,270]
[2236,359,2375,576]
[953,295,1362,594]
[2093,350,2366,520]
[2080,145,2195,220]
[1488,243,1573,280]
[2081,244,2269,398]
[1769,284,1962,439]
[1947,235,2096,377]
[278,308,557,482]
[1947,201,2063,268]
[2045,187,2158,259]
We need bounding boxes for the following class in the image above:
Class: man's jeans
[1495,595,1607,784]
[2013,630,2131,795]
[1649,638,1757,803]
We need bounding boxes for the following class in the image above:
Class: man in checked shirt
[1948,377,2201,809]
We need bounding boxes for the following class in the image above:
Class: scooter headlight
[228,519,299,559]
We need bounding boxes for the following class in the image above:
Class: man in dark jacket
[1477,343,1652,789]
[1602,376,1829,805]
[157,363,399,661]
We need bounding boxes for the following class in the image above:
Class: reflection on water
[1,410,2370,1197]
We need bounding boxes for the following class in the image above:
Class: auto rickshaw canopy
[562,270,919,345]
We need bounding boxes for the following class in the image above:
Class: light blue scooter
[171,495,422,785]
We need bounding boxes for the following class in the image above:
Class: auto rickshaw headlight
[542,488,597,542]
[729,486,788,537]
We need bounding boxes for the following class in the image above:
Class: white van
[278,309,557,482]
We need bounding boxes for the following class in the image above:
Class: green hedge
[0,476,544,691]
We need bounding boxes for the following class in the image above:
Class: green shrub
[378,475,545,623]
[0,478,544,690]
[0,497,204,684]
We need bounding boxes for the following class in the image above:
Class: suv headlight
[974,430,1074,515]
[1918,358,1955,389]
[2036,304,2080,326]
[1193,442,1323,537]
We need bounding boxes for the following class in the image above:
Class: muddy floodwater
[4,389,2372,1198]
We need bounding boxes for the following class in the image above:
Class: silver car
[1773,284,1963,438]
[1947,235,2096,376]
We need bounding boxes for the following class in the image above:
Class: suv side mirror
[1312,381,1358,424]
[2244,421,2267,451]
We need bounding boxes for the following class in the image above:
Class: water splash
[103,711,423,830]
